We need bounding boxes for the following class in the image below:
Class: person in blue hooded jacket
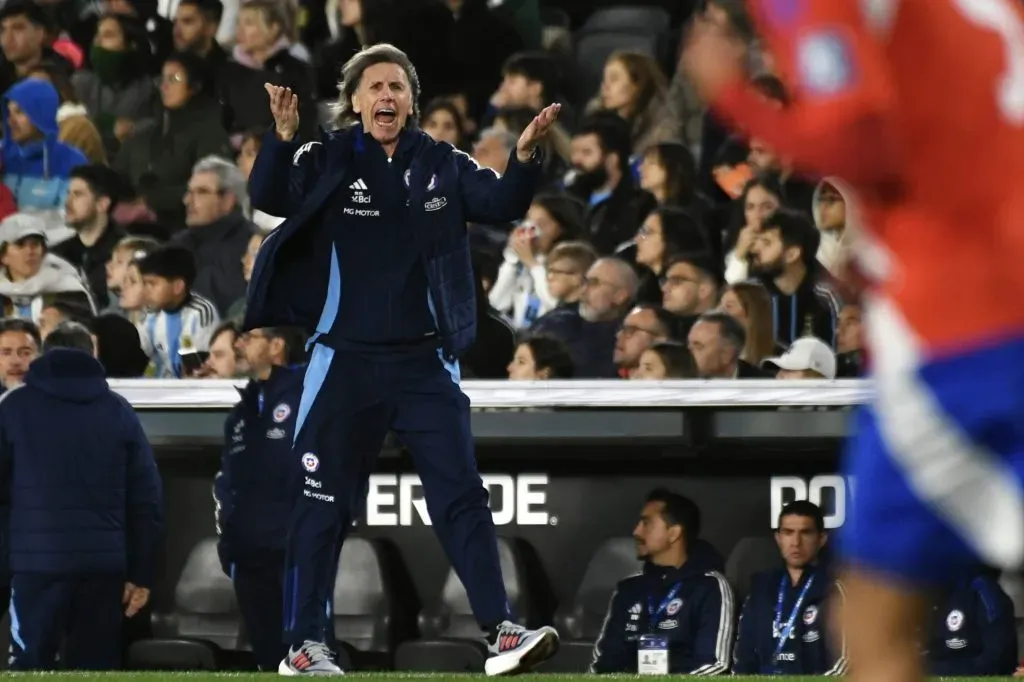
[0,321,163,670]
[246,43,561,676]
[2,78,88,212]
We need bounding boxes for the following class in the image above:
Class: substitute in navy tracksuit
[215,363,308,670]
[589,559,735,674]
[0,340,163,670]
[925,572,1018,677]
[732,565,847,675]
[243,82,543,648]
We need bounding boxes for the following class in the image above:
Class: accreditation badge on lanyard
[638,582,681,675]
[772,573,815,673]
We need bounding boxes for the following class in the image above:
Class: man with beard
[733,501,847,676]
[171,0,227,96]
[590,489,734,674]
[566,113,654,255]
[748,208,840,347]
[52,164,125,304]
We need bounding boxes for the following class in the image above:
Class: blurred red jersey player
[685,2,1024,682]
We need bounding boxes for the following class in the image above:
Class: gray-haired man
[246,44,562,676]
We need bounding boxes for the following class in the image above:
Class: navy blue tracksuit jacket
[926,574,1018,677]
[215,364,305,670]
[732,566,847,676]
[243,124,542,358]
[0,349,163,669]
[590,560,735,675]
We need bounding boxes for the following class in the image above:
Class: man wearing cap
[761,336,837,380]
[0,213,94,323]
[2,78,88,215]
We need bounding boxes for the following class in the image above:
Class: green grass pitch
[0,674,1009,681]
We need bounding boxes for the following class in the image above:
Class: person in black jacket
[215,326,308,671]
[248,44,561,675]
[0,322,163,671]
[733,501,847,676]
[925,569,1018,677]
[590,489,735,675]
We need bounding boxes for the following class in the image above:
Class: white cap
[762,336,837,379]
[0,213,46,248]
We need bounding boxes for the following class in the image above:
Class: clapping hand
[516,103,561,163]
[265,83,300,141]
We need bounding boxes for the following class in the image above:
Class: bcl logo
[770,475,855,529]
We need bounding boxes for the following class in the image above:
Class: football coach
[244,43,561,676]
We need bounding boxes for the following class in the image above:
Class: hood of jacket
[812,176,863,276]
[25,348,109,403]
[0,253,91,302]
[3,79,60,146]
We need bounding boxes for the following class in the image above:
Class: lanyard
[647,582,682,632]
[773,573,815,661]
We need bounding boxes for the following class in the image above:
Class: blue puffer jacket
[243,124,542,360]
[1,79,88,211]
[0,349,163,585]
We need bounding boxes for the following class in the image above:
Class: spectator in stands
[472,127,518,176]
[225,230,265,322]
[925,569,1018,677]
[38,299,91,339]
[531,256,637,378]
[0,0,73,97]
[26,60,107,166]
[214,325,306,670]
[221,0,316,142]
[591,488,734,674]
[91,312,150,377]
[489,51,570,127]
[566,113,654,254]
[115,51,233,229]
[639,142,701,210]
[590,50,673,158]
[542,240,597,310]
[0,213,94,322]
[762,337,837,381]
[0,317,40,390]
[114,251,150,323]
[634,207,713,304]
[688,310,768,379]
[836,304,863,378]
[719,281,779,366]
[489,192,584,328]
[749,209,841,348]
[72,14,159,157]
[194,321,244,378]
[173,156,256,316]
[724,173,784,285]
[733,501,847,675]
[172,0,228,96]
[632,342,697,380]
[462,254,516,379]
[420,97,466,148]
[103,235,160,315]
[2,78,88,218]
[660,254,719,326]
[506,333,573,380]
[135,244,220,377]
[492,106,571,189]
[2,321,163,671]
[52,164,126,305]
[105,0,173,71]
[812,178,853,278]
[614,304,674,379]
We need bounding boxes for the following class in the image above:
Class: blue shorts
[841,334,1024,586]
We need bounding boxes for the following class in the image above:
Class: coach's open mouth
[374,107,397,126]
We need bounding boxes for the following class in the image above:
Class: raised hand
[516,103,562,163]
[265,83,300,141]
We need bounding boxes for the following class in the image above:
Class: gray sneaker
[277,640,344,676]
[484,620,560,676]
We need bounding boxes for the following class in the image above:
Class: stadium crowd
[0,0,861,388]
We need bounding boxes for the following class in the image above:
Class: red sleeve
[712,1,904,186]
[0,183,16,222]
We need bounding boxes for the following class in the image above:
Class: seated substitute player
[590,489,733,675]
[684,2,1024,682]
[733,501,847,675]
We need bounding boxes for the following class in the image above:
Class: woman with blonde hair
[719,281,778,365]
[589,50,674,156]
